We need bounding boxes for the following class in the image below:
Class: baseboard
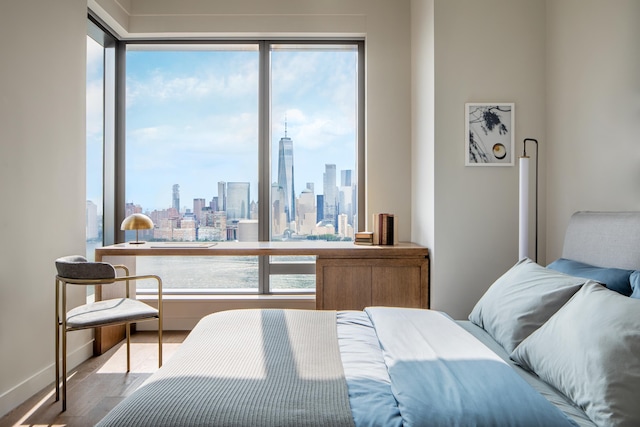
[0,339,93,418]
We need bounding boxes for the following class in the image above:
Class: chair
[54,255,163,411]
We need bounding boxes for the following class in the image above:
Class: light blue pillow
[468,258,586,353]
[630,271,640,298]
[511,282,640,427]
[547,258,634,296]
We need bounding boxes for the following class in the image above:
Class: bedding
[97,211,640,427]
[97,309,355,427]
[98,308,578,427]
[362,307,577,427]
[458,321,596,427]
[468,257,587,353]
[512,282,640,427]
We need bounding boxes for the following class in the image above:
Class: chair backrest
[55,255,116,280]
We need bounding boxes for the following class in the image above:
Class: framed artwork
[465,103,515,166]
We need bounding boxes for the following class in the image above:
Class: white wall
[0,0,89,417]
[413,0,547,319]
[545,0,640,260]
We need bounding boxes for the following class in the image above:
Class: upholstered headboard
[562,211,640,270]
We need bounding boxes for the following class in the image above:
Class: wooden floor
[0,331,188,427]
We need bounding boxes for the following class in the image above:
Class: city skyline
[125,162,355,226]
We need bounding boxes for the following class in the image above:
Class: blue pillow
[547,258,634,296]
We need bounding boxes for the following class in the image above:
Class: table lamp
[121,213,154,244]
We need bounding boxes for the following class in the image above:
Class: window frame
[89,16,365,295]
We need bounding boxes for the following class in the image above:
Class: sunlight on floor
[11,380,70,427]
[2,332,187,427]
[97,342,181,374]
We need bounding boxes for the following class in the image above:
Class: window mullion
[258,40,271,294]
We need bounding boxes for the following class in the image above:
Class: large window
[89,23,363,294]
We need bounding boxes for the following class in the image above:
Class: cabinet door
[371,259,425,308]
[316,261,372,310]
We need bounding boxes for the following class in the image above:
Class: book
[354,231,374,246]
[375,213,396,246]
[355,231,373,239]
[372,214,379,245]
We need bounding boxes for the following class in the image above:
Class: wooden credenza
[316,243,429,310]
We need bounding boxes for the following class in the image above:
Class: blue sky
[87,41,358,213]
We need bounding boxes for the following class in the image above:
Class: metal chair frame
[54,264,162,411]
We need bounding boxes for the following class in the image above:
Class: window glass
[125,44,260,291]
[125,44,259,242]
[136,256,259,292]
[270,44,359,242]
[86,35,104,262]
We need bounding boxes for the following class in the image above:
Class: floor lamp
[519,138,538,261]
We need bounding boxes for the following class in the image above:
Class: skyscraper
[217,181,226,212]
[226,182,250,221]
[341,170,352,187]
[172,184,180,213]
[277,125,295,225]
[193,198,205,225]
[323,164,337,227]
[316,194,324,222]
[297,188,316,235]
[339,169,354,226]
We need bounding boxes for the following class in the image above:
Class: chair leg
[55,306,60,402]
[62,327,67,412]
[55,280,59,403]
[55,320,59,402]
[158,317,163,368]
[126,323,131,372]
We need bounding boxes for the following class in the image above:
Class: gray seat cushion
[66,298,158,328]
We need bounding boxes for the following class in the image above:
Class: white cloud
[127,66,258,108]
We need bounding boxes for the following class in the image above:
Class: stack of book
[355,214,397,246]
[377,213,395,245]
[354,231,374,246]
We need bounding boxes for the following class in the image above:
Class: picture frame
[465,103,515,166]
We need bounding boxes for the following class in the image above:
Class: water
[87,240,315,292]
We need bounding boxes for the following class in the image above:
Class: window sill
[138,293,315,302]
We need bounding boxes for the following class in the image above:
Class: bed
[96,211,640,427]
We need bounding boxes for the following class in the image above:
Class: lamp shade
[519,156,530,260]
[121,213,154,231]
